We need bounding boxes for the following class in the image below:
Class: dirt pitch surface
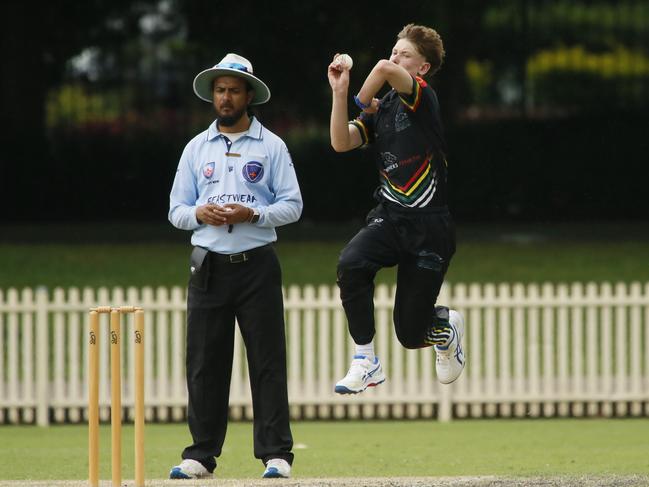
[1,476,648,487]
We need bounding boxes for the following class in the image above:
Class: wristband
[353,94,371,110]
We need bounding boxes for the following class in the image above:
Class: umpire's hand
[222,203,254,224]
[196,203,253,226]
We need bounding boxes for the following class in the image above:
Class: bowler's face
[389,39,429,78]
[212,76,253,123]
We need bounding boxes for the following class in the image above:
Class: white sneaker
[169,458,213,479]
[435,309,466,384]
[262,458,291,478]
[334,355,386,394]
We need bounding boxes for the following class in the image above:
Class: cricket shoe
[334,355,386,394]
[169,459,213,479]
[434,309,466,384]
[262,458,291,478]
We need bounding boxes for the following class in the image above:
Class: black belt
[209,244,271,264]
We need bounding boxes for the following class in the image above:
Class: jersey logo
[380,152,398,172]
[395,112,411,132]
[203,162,215,179]
[242,161,264,183]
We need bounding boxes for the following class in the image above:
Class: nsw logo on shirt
[242,161,264,183]
[203,162,215,179]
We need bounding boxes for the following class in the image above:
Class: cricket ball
[335,53,353,70]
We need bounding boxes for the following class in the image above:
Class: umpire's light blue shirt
[169,117,303,253]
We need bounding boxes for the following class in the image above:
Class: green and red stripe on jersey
[380,155,436,205]
[398,76,427,112]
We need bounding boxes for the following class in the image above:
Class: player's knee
[337,245,362,272]
[394,316,424,349]
[395,330,423,349]
[416,250,445,272]
[394,312,430,349]
[337,250,373,288]
[336,264,371,290]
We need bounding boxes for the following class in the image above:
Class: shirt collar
[207,116,263,141]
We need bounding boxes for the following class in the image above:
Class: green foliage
[46,84,127,128]
[528,45,649,78]
[40,1,649,130]
[526,45,649,107]
[485,1,649,41]
[465,59,495,105]
[45,82,212,135]
[470,1,649,110]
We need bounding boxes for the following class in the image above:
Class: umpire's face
[212,76,254,126]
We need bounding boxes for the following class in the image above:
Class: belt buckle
[229,252,248,264]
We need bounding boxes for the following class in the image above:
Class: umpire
[168,53,302,480]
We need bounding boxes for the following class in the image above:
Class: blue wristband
[353,94,371,110]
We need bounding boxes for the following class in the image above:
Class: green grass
[0,222,648,288]
[1,420,648,479]
[1,241,648,289]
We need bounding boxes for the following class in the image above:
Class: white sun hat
[193,53,271,105]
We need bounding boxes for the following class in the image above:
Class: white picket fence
[1,282,648,426]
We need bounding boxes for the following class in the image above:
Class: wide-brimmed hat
[193,53,271,105]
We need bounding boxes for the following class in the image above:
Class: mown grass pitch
[1,419,648,481]
[1,476,648,487]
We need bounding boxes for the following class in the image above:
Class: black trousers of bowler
[337,203,456,349]
[181,245,293,472]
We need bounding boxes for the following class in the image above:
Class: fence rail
[1,282,648,426]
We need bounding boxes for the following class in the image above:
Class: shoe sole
[334,377,385,394]
[169,470,190,479]
[170,468,197,479]
[438,364,464,385]
[263,472,289,478]
[169,468,213,480]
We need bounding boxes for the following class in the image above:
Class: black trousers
[337,203,456,348]
[181,245,293,471]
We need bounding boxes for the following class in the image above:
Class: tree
[0,0,156,219]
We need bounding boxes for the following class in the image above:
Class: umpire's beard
[217,106,248,127]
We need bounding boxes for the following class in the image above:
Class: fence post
[438,383,452,422]
[35,286,49,427]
